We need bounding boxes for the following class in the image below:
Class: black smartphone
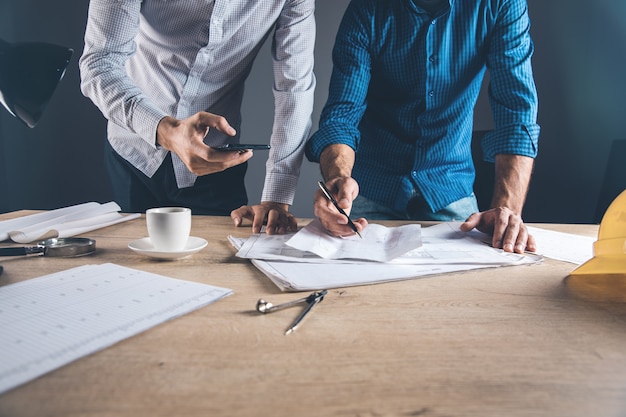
[215,144,271,151]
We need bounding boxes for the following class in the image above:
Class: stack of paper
[0,202,140,243]
[230,221,543,291]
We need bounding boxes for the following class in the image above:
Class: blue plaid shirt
[306,0,539,213]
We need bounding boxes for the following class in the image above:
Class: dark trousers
[104,140,248,215]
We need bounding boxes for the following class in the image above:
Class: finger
[526,232,537,253]
[317,211,363,237]
[286,214,298,233]
[490,209,510,249]
[265,209,280,235]
[208,147,253,162]
[201,150,253,175]
[251,207,267,234]
[353,218,368,235]
[274,212,296,235]
[314,190,345,223]
[513,225,529,254]
[500,214,522,253]
[230,206,254,227]
[201,113,236,136]
[314,193,354,238]
[459,212,481,232]
[335,181,357,211]
[314,203,352,236]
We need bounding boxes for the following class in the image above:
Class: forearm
[261,1,316,205]
[320,144,356,181]
[79,0,166,145]
[491,154,534,214]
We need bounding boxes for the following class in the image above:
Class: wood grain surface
[0,211,624,417]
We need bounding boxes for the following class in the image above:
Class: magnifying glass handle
[0,246,45,256]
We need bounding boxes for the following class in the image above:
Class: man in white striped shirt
[79,0,315,234]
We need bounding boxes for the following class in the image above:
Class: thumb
[459,212,480,232]
[336,184,356,210]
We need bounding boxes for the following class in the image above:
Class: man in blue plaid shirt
[306,0,539,254]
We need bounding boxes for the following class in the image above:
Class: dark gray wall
[0,0,109,213]
[1,1,625,223]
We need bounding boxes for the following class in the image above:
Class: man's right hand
[156,112,252,175]
[314,176,367,237]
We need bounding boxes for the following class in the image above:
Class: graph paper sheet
[0,263,232,394]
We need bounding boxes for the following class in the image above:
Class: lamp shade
[0,39,73,128]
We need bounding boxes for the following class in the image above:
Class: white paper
[230,222,543,291]
[527,226,595,264]
[236,233,326,262]
[0,202,101,241]
[0,263,232,394]
[235,222,535,266]
[248,258,519,291]
[396,223,536,265]
[285,219,422,262]
[0,202,140,243]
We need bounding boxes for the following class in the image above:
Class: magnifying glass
[0,237,96,258]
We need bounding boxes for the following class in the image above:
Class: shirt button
[431,20,436,25]
[429,56,436,63]
[428,90,434,97]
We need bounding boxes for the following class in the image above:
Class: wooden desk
[0,213,625,417]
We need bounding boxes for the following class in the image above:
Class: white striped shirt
[79,0,315,205]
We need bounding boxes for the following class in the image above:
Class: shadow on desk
[564,274,626,304]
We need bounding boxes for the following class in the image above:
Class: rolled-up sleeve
[483,0,540,162]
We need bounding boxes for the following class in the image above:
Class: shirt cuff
[131,102,169,149]
[305,124,359,162]
[483,124,540,162]
[261,172,300,206]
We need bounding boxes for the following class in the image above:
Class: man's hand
[231,202,298,235]
[156,112,252,175]
[314,177,367,237]
[460,154,536,253]
[460,208,536,254]
[316,144,367,237]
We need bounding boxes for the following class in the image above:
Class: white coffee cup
[146,207,191,252]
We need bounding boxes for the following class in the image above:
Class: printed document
[0,263,232,394]
[230,222,543,291]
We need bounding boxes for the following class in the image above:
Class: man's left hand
[460,207,536,254]
[231,202,297,235]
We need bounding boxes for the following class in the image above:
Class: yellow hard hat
[570,189,626,275]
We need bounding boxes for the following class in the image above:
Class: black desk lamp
[0,39,73,275]
[0,39,73,127]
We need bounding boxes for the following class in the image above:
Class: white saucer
[128,236,208,260]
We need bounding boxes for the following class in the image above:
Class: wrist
[260,201,289,212]
[320,144,355,181]
[156,116,178,149]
